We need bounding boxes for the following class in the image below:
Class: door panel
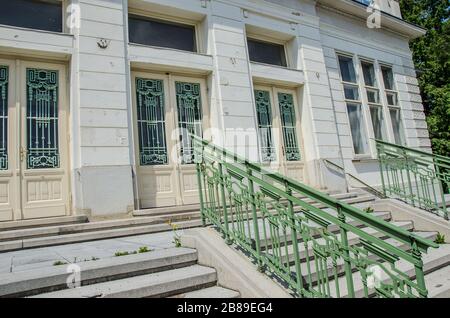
[0,59,70,221]
[133,73,178,208]
[0,61,16,221]
[254,85,304,181]
[133,73,209,209]
[20,62,69,219]
[171,76,209,206]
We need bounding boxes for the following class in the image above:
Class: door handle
[20,148,27,162]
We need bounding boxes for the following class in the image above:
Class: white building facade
[0,0,430,221]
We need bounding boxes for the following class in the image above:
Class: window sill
[352,157,378,163]
[0,24,70,37]
[129,42,210,57]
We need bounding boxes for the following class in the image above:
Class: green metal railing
[193,136,438,298]
[376,140,450,220]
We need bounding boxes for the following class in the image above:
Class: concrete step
[170,286,240,298]
[0,216,88,231]
[0,247,198,298]
[31,265,217,298]
[0,219,203,253]
[0,215,183,242]
[268,220,414,265]
[133,192,362,218]
[329,243,450,298]
[426,265,450,298]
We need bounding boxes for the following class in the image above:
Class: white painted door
[254,85,304,181]
[132,72,209,208]
[0,59,70,221]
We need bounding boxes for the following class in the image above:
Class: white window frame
[127,8,203,54]
[356,57,389,157]
[246,33,290,69]
[336,52,371,158]
[378,63,407,146]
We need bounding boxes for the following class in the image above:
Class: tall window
[338,55,369,155]
[361,60,386,141]
[381,65,406,145]
[247,38,287,67]
[0,0,63,33]
[129,15,197,53]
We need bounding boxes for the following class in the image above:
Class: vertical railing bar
[286,184,304,296]
[247,166,264,271]
[337,203,355,298]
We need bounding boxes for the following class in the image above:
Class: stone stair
[0,247,239,298]
[0,192,372,253]
[1,190,448,298]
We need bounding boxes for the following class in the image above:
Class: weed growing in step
[114,250,137,257]
[364,207,374,213]
[169,220,182,247]
[114,246,153,257]
[138,246,152,253]
[53,261,68,266]
[435,233,446,244]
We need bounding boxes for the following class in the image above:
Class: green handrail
[323,159,387,199]
[193,136,438,298]
[375,139,450,220]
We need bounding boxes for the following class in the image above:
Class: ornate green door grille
[26,68,59,169]
[0,66,8,170]
[255,90,276,162]
[278,93,301,161]
[135,78,168,166]
[193,135,438,298]
[175,81,203,164]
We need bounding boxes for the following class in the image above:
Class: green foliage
[114,250,137,257]
[169,220,183,248]
[399,0,450,157]
[363,206,375,213]
[434,233,446,244]
[138,246,152,253]
[114,246,152,256]
[53,260,67,266]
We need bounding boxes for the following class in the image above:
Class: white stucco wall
[0,0,430,215]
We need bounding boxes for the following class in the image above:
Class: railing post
[412,240,428,298]
[337,204,355,298]
[247,165,263,272]
[286,182,304,296]
[194,140,207,227]
[403,150,416,207]
[218,161,232,244]
[377,143,387,197]
[433,159,449,220]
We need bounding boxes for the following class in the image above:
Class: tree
[399,0,450,157]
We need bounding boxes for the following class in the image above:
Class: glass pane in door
[277,93,301,161]
[175,82,203,164]
[255,90,276,162]
[135,78,168,166]
[0,66,8,170]
[26,68,59,169]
